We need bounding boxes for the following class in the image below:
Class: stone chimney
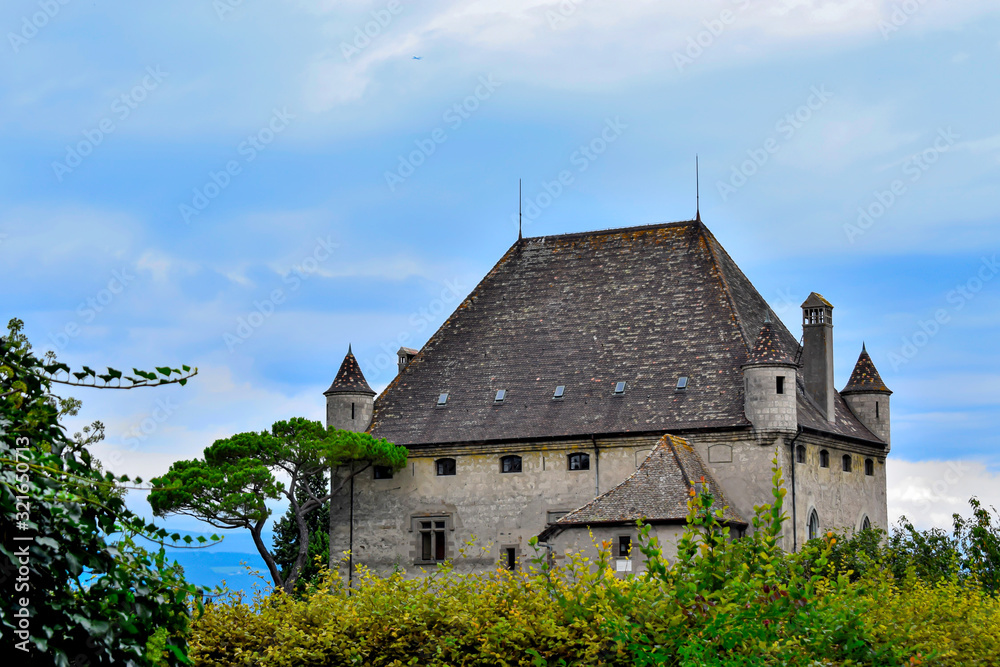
[397,347,418,375]
[800,293,835,423]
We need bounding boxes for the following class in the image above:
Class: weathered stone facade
[321,220,892,574]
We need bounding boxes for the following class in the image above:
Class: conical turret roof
[744,319,797,366]
[324,345,376,396]
[842,344,891,394]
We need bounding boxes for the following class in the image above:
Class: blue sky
[3,0,999,592]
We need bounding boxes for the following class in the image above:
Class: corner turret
[841,344,892,447]
[324,345,376,432]
[742,318,798,433]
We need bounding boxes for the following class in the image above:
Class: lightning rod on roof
[518,178,522,241]
[695,155,701,222]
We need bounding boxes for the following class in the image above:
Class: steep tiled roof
[745,320,797,366]
[368,220,801,446]
[796,377,883,443]
[324,346,376,396]
[842,345,892,395]
[540,434,747,535]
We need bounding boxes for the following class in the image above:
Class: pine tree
[272,471,330,589]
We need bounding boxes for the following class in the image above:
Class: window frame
[500,455,522,474]
[568,452,590,471]
[842,454,853,472]
[373,465,393,480]
[795,445,806,464]
[617,535,632,558]
[865,458,875,476]
[435,458,456,476]
[411,515,452,565]
[819,450,830,468]
[808,510,820,541]
[776,375,785,395]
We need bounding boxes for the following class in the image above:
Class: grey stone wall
[842,393,891,447]
[326,393,374,433]
[743,365,797,432]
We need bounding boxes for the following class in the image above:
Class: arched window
[808,510,820,541]
[501,455,522,474]
[842,455,853,472]
[795,445,806,464]
[568,452,590,471]
[819,450,830,468]
[861,516,871,532]
[865,458,874,476]
[435,458,456,476]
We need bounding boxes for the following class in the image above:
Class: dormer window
[553,385,565,399]
[613,381,626,395]
[494,389,506,403]
[676,376,688,391]
[437,393,449,406]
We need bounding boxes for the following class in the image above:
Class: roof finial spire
[518,178,522,241]
[695,155,701,222]
[764,311,771,324]
[347,343,352,355]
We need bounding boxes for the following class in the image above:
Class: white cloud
[887,458,1000,530]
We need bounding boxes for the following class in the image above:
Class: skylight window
[676,376,688,390]
[494,389,506,403]
[553,385,565,399]
[437,393,449,406]
[614,381,626,395]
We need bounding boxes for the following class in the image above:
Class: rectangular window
[416,517,449,563]
[568,452,590,471]
[436,458,456,476]
[618,535,631,558]
[676,376,688,390]
[776,376,785,395]
[495,389,506,403]
[501,455,522,473]
[553,385,565,399]
[437,393,449,406]
[614,381,626,394]
[503,546,517,571]
[373,465,393,479]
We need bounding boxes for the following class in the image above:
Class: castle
[322,219,891,573]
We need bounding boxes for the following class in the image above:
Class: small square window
[501,455,522,473]
[618,535,631,558]
[373,465,393,479]
[614,381,626,394]
[436,458,456,476]
[553,385,565,399]
[437,393,449,406]
[494,389,506,403]
[676,376,688,390]
[568,452,590,471]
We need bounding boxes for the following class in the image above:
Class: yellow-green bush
[189,460,1000,667]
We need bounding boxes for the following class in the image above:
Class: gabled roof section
[842,344,892,395]
[324,346,376,396]
[368,219,800,446]
[541,434,746,534]
[745,320,797,366]
[801,292,833,309]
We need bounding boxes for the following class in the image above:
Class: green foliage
[150,418,407,593]
[0,318,202,665]
[271,472,329,591]
[188,452,1000,666]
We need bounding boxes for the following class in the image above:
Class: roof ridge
[523,219,698,243]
